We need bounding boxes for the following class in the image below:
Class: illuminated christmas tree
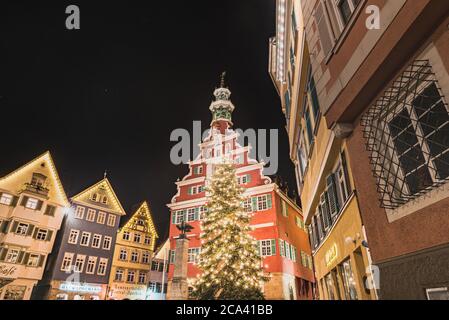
[192,162,268,300]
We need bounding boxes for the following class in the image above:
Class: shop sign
[109,284,147,300]
[59,282,103,293]
[325,243,338,267]
[0,264,18,279]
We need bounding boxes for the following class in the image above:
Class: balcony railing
[23,183,50,197]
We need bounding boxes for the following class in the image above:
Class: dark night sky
[0,1,296,244]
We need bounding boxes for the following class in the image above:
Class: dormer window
[102,196,108,204]
[31,173,47,187]
[91,193,98,202]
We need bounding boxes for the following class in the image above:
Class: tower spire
[220,71,226,88]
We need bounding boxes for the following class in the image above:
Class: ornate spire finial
[220,71,226,88]
[104,170,108,179]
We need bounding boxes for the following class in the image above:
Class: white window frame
[86,209,96,222]
[68,229,80,244]
[97,211,106,224]
[36,228,48,241]
[103,236,112,250]
[115,268,124,282]
[5,249,20,263]
[107,214,116,227]
[74,206,85,219]
[119,248,128,261]
[260,239,275,257]
[127,270,136,283]
[25,198,39,210]
[243,198,252,213]
[144,235,152,245]
[134,233,141,243]
[142,251,150,264]
[16,223,29,235]
[92,234,102,248]
[80,232,91,247]
[138,271,146,284]
[86,256,97,274]
[131,251,139,263]
[0,193,13,205]
[332,0,359,31]
[257,195,269,211]
[27,253,40,267]
[74,254,86,273]
[61,252,74,272]
[187,208,196,222]
[187,247,201,264]
[97,258,108,276]
[122,231,130,241]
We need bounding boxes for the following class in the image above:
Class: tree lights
[192,162,268,300]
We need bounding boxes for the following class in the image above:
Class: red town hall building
[167,78,314,300]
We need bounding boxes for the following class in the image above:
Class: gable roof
[71,178,126,215]
[120,201,158,238]
[0,151,69,207]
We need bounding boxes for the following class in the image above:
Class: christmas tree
[192,162,268,300]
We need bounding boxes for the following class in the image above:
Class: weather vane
[220,71,226,88]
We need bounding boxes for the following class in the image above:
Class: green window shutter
[271,239,276,256]
[11,196,19,207]
[187,187,192,195]
[0,248,7,261]
[246,174,251,183]
[20,196,29,207]
[27,225,35,236]
[32,227,39,239]
[326,174,340,216]
[11,221,19,233]
[23,253,30,265]
[257,241,261,256]
[182,210,187,222]
[38,255,45,267]
[280,240,285,257]
[267,194,273,209]
[17,251,25,264]
[251,197,258,212]
[171,211,177,224]
[36,200,43,211]
[46,230,54,241]
[194,207,200,221]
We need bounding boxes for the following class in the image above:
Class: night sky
[0,1,296,244]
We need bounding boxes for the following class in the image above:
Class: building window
[68,229,79,244]
[5,249,20,263]
[340,259,358,300]
[243,198,252,213]
[91,193,98,202]
[97,212,106,224]
[127,270,136,283]
[281,200,288,217]
[134,233,141,243]
[74,206,85,219]
[151,261,159,271]
[25,198,39,210]
[97,258,108,276]
[122,231,130,241]
[169,250,176,264]
[334,0,360,28]
[259,239,276,257]
[361,60,449,209]
[138,272,146,284]
[187,248,201,264]
[86,209,96,222]
[61,252,74,272]
[102,236,112,250]
[149,282,156,292]
[119,248,128,261]
[101,196,108,205]
[74,255,86,273]
[144,235,152,245]
[0,193,13,206]
[86,257,97,274]
[142,251,150,264]
[15,223,29,235]
[257,195,270,211]
[36,229,48,241]
[131,251,139,263]
[44,205,56,217]
[426,287,449,300]
[107,214,116,227]
[27,254,40,267]
[80,232,91,246]
[92,234,102,248]
[115,269,124,282]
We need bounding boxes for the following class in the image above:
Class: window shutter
[32,227,39,239]
[326,174,340,217]
[271,239,276,256]
[314,1,334,56]
[1,221,10,233]
[20,196,29,207]
[46,230,54,241]
[44,205,56,217]
[0,248,7,261]
[267,194,273,209]
[171,212,177,224]
[187,187,192,195]
[246,174,251,183]
[23,253,30,265]
[194,207,200,221]
[18,251,25,264]
[11,196,19,207]
[341,151,352,196]
[36,200,43,211]
[27,225,35,236]
[11,221,19,233]
[251,197,258,212]
[38,255,45,267]
[280,240,285,257]
[182,210,187,222]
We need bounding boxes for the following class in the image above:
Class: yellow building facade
[108,201,158,300]
[269,0,378,300]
